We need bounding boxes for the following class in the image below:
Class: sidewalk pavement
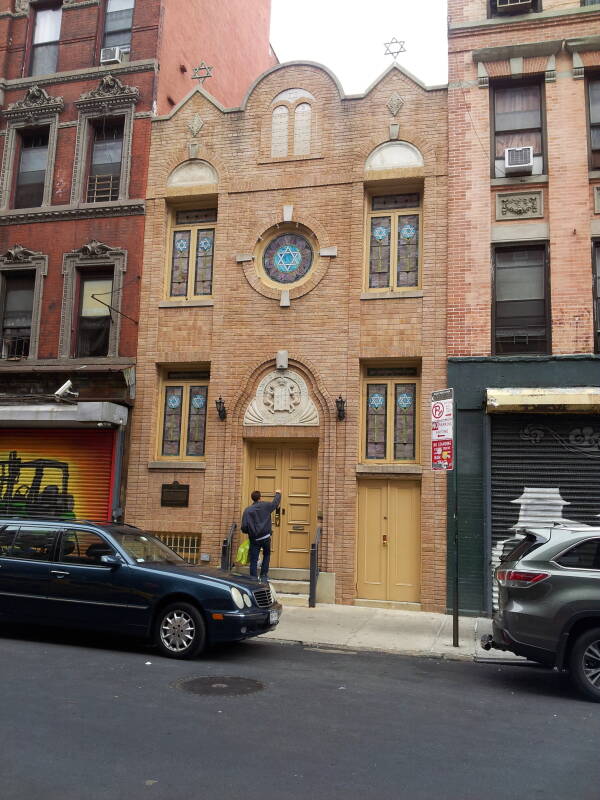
[261,603,526,662]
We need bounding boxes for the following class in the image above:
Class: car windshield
[108,528,186,565]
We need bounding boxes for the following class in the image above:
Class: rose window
[262,233,313,284]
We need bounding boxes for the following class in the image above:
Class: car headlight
[230,587,244,609]
[269,582,278,603]
[243,593,252,608]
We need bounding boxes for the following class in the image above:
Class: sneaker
[259,574,269,582]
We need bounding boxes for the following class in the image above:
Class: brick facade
[125,63,449,610]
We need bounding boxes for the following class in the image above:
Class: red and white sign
[431,389,454,471]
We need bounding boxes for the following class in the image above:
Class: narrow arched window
[293,103,311,156]
[271,105,289,157]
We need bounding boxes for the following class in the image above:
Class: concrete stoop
[235,566,336,607]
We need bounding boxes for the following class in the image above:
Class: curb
[254,636,476,661]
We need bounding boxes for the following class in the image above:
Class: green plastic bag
[236,537,250,566]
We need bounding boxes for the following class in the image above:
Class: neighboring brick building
[447,0,600,613]
[125,61,449,609]
[0,0,275,523]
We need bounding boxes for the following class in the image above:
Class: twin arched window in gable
[270,88,315,158]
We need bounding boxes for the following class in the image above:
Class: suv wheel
[155,602,206,659]
[569,627,600,702]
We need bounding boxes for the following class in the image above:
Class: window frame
[364,193,422,293]
[593,240,600,354]
[361,367,420,464]
[59,242,127,360]
[490,80,546,179]
[85,117,125,204]
[101,0,136,56]
[166,207,217,300]
[487,0,541,17]
[492,242,551,356]
[0,268,36,360]
[13,126,50,209]
[266,89,317,161]
[0,246,48,361]
[28,2,63,78]
[73,268,115,358]
[157,372,210,462]
[587,75,600,171]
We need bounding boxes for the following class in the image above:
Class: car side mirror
[100,554,121,568]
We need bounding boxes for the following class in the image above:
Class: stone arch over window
[166,159,218,189]
[269,88,316,158]
[365,141,424,171]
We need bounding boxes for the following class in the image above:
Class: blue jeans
[249,537,271,578]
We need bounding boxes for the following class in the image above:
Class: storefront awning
[0,402,128,428]
[486,387,600,413]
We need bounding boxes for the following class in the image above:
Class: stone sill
[158,299,214,308]
[356,463,423,475]
[147,461,206,471]
[491,175,548,187]
[257,155,324,165]
[361,290,423,300]
[0,357,134,372]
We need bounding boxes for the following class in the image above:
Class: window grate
[156,534,201,564]
[87,174,120,203]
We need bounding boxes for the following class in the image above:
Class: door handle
[274,507,281,528]
[382,534,388,546]
[50,570,70,578]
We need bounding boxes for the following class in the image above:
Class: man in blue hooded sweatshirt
[241,489,281,581]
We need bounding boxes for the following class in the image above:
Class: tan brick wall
[126,63,449,610]
[448,1,600,357]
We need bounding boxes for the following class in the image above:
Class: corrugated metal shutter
[0,428,115,521]
[490,414,600,606]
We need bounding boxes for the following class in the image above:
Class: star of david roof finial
[192,61,214,85]
[384,37,406,62]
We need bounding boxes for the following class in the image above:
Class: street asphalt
[1,625,599,800]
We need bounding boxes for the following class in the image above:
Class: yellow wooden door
[357,480,421,602]
[246,442,317,569]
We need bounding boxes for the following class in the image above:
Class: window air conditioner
[504,146,534,176]
[100,46,123,66]
[495,0,534,13]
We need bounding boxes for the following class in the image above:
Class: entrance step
[353,599,422,611]
[270,578,309,595]
[236,566,310,582]
[277,592,309,607]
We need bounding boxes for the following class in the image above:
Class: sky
[269,0,449,95]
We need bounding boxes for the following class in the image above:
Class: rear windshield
[500,534,543,564]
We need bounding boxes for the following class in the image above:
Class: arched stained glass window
[271,105,289,157]
[294,103,311,156]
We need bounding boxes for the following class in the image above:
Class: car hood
[133,562,263,591]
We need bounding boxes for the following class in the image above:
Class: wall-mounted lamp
[335,395,346,421]
[215,396,227,421]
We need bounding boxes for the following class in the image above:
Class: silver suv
[481,524,600,702]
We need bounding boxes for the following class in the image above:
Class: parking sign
[431,389,454,471]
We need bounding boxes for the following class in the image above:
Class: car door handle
[50,570,70,578]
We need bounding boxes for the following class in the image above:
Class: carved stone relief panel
[495,191,544,221]
[244,370,319,426]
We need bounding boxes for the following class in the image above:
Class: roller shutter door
[490,413,600,605]
[0,428,115,521]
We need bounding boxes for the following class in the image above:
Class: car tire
[568,627,600,703]
[154,602,206,659]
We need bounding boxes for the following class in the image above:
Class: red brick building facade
[125,62,449,608]
[0,0,275,523]
[447,0,600,613]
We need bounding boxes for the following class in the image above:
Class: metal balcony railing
[86,173,120,203]
[1,335,30,360]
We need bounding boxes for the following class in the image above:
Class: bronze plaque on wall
[161,481,189,507]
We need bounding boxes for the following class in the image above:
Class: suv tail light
[496,569,550,587]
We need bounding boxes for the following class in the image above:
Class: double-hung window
[367,194,421,290]
[593,243,600,353]
[363,367,418,462]
[103,0,135,53]
[169,209,216,298]
[14,129,49,209]
[86,119,124,203]
[160,372,209,460]
[494,245,549,354]
[493,83,544,177]
[588,79,600,169]
[75,272,113,358]
[1,271,35,359]
[30,5,62,77]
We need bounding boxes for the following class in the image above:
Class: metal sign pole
[452,397,459,648]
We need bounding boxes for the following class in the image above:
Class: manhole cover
[175,676,264,696]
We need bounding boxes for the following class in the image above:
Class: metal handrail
[221,522,237,571]
[308,525,322,608]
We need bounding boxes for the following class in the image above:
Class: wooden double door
[245,442,318,569]
[357,479,421,602]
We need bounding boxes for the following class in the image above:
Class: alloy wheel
[582,639,600,690]
[160,609,196,653]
